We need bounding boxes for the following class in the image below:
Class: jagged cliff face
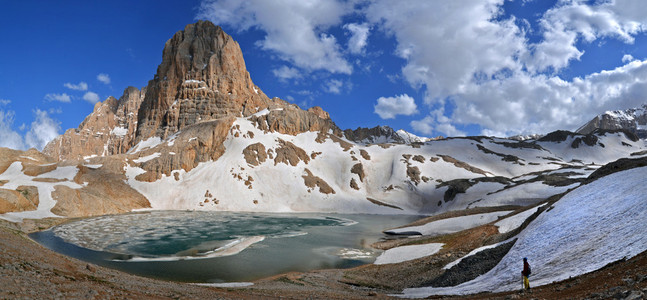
[43,87,145,161]
[576,104,647,139]
[135,20,273,141]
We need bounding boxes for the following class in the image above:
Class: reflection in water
[31,211,420,283]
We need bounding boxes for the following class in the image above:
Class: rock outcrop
[135,20,272,142]
[576,104,647,139]
[43,87,145,161]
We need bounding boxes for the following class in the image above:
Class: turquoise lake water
[30,211,420,283]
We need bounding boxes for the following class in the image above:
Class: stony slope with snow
[400,166,647,297]
[577,104,647,138]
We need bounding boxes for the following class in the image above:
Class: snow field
[385,211,512,236]
[494,204,546,234]
[374,243,444,265]
[401,166,647,297]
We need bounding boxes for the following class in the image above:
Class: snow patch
[133,153,161,164]
[111,127,128,137]
[129,137,162,154]
[374,243,444,265]
[385,211,512,236]
[194,282,254,288]
[494,204,546,234]
[443,240,512,270]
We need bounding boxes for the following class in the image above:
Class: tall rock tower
[135,20,271,142]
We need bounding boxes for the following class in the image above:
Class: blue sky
[2,0,647,150]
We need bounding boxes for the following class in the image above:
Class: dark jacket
[522,261,531,277]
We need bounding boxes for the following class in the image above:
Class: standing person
[521,257,531,291]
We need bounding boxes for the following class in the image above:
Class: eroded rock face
[50,165,150,218]
[133,118,235,182]
[251,103,341,136]
[351,163,365,182]
[0,188,38,214]
[136,20,272,141]
[243,143,268,166]
[274,139,310,166]
[43,86,145,161]
[302,168,335,194]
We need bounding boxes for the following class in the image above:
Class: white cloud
[97,73,111,84]
[0,110,25,149]
[64,81,88,91]
[344,23,370,54]
[366,0,526,101]
[365,0,647,137]
[198,0,352,74]
[0,99,10,106]
[0,109,61,150]
[45,93,72,103]
[622,54,635,63]
[410,115,434,135]
[25,109,61,150]
[411,111,466,137]
[374,94,418,119]
[83,91,100,104]
[272,65,301,81]
[323,79,343,94]
[525,1,647,73]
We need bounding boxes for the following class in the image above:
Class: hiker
[521,257,531,290]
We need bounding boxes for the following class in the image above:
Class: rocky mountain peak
[577,104,647,139]
[43,86,145,160]
[343,125,439,144]
[135,20,272,141]
[44,21,339,162]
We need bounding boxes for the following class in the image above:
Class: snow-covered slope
[401,166,647,297]
[117,116,646,216]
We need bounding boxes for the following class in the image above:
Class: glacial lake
[30,211,420,283]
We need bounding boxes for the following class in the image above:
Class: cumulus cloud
[374,94,418,119]
[411,110,466,137]
[0,109,61,150]
[344,23,370,54]
[45,93,72,103]
[25,109,61,150]
[272,65,301,81]
[622,54,635,63]
[64,81,88,91]
[366,0,526,100]
[198,0,352,74]
[0,110,25,149]
[323,79,343,94]
[83,91,100,104]
[367,0,647,137]
[526,1,647,73]
[0,99,10,106]
[97,73,111,84]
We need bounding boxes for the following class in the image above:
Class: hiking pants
[523,275,530,290]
